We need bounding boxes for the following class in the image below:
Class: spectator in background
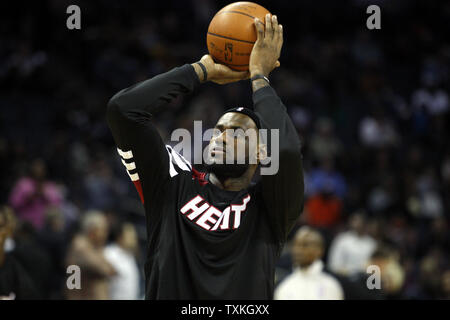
[306,157,347,200]
[367,176,398,215]
[359,109,400,148]
[104,221,140,300]
[304,184,343,229]
[304,157,346,228]
[328,212,376,276]
[275,227,343,300]
[416,248,446,299]
[440,269,450,300]
[0,206,39,300]
[368,246,405,299]
[309,118,343,163]
[411,63,449,117]
[9,159,63,230]
[0,205,53,298]
[9,217,53,299]
[65,210,116,300]
[414,167,444,219]
[332,245,403,300]
[83,158,125,211]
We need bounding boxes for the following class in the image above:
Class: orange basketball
[207,2,271,71]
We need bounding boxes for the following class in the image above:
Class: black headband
[222,107,261,129]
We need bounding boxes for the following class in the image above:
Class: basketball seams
[208,51,249,67]
[207,32,255,45]
[215,10,255,20]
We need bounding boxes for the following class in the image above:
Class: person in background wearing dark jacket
[0,206,39,300]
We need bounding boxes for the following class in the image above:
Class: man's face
[90,219,109,247]
[292,230,323,268]
[205,112,260,178]
[350,214,365,235]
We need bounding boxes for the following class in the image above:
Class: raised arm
[107,64,200,209]
[250,14,304,242]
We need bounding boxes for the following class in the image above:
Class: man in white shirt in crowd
[104,221,141,300]
[327,212,377,276]
[275,226,343,300]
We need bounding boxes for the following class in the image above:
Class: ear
[257,143,267,163]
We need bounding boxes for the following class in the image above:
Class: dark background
[0,0,449,299]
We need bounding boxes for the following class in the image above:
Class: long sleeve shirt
[106,64,304,299]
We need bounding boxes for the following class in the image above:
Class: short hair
[81,210,107,234]
[294,226,324,248]
[222,107,261,129]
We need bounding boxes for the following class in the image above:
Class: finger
[279,24,283,46]
[275,61,280,68]
[265,13,272,40]
[272,15,279,40]
[254,18,264,42]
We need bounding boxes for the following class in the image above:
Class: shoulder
[104,244,119,255]
[321,272,344,296]
[274,272,299,299]
[13,177,33,190]
[335,231,354,242]
[322,271,342,285]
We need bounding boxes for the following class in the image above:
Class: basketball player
[107,14,304,299]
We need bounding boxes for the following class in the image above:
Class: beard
[204,162,249,180]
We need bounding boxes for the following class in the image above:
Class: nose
[212,130,227,145]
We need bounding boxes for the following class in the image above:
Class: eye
[212,128,223,137]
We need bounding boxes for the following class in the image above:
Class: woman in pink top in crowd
[9,159,62,230]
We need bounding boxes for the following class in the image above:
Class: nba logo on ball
[207,2,270,71]
[224,43,233,62]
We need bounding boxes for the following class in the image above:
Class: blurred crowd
[0,0,449,299]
